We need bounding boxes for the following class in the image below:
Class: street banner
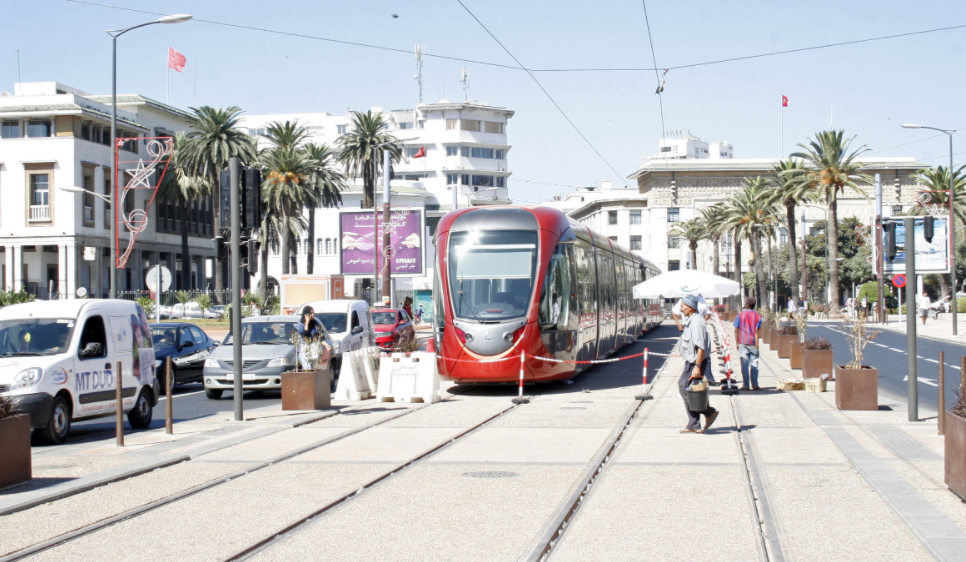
[339,209,425,277]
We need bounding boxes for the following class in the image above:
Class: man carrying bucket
[678,294,719,434]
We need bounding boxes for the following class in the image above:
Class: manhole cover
[463,471,519,479]
[36,464,75,470]
[561,407,586,410]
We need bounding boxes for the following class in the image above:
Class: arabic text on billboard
[340,210,424,276]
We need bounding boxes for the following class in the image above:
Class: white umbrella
[632,269,740,299]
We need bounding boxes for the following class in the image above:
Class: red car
[372,308,416,350]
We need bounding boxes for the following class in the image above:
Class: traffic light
[219,169,232,231]
[248,239,261,274]
[884,222,897,260]
[923,216,934,243]
[218,167,263,230]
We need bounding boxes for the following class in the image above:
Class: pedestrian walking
[861,296,868,318]
[733,297,762,390]
[415,304,424,326]
[403,296,414,319]
[919,291,931,325]
[677,295,719,434]
[787,297,797,317]
[845,297,853,318]
[672,295,716,385]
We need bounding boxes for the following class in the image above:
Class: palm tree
[337,111,400,209]
[256,212,307,295]
[766,159,811,302]
[723,178,783,305]
[262,120,310,150]
[669,218,706,271]
[181,106,257,300]
[790,130,872,309]
[303,143,346,274]
[158,133,211,290]
[259,147,316,275]
[699,204,728,276]
[913,165,966,298]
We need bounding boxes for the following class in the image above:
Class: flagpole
[781,102,784,157]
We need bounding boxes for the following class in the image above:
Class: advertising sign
[340,209,425,277]
[883,217,949,274]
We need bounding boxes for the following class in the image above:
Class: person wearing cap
[677,294,719,434]
[671,294,716,385]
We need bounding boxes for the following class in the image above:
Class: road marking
[158,390,204,401]
[924,359,939,364]
[888,347,904,352]
[903,375,939,387]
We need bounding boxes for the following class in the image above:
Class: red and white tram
[432,206,662,383]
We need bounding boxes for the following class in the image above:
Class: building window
[446,146,459,156]
[103,174,112,229]
[326,238,334,255]
[608,210,618,225]
[29,174,51,222]
[460,146,469,157]
[667,235,682,249]
[83,171,95,225]
[668,207,679,223]
[446,119,458,130]
[668,260,680,271]
[446,174,458,185]
[403,175,420,181]
[461,174,470,185]
[417,120,425,129]
[496,177,505,188]
[484,122,504,133]
[471,147,494,158]
[317,238,324,256]
[303,239,310,256]
[496,149,505,159]
[27,120,51,138]
[1,120,21,138]
[460,119,481,132]
[629,210,641,224]
[307,126,324,135]
[780,228,788,245]
[470,175,494,187]
[660,146,671,153]
[336,125,347,135]
[630,235,642,250]
[398,122,413,129]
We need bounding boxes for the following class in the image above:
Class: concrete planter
[945,411,966,501]
[767,329,779,350]
[778,334,798,358]
[789,342,804,369]
[281,369,332,410]
[0,414,31,490]
[834,366,878,411]
[802,349,833,379]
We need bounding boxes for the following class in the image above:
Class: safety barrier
[377,351,442,403]
[333,348,373,400]
[709,311,741,395]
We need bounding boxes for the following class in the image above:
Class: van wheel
[205,388,223,400]
[39,396,71,444]
[128,390,153,429]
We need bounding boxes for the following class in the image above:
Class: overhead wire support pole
[382,149,392,306]
[230,157,244,422]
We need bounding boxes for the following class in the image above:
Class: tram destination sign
[339,209,425,277]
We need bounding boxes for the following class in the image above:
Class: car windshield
[448,230,538,322]
[0,318,75,357]
[223,322,297,345]
[316,313,347,333]
[151,327,178,347]
[372,311,397,325]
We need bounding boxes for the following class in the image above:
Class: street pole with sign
[905,217,918,421]
[146,265,172,322]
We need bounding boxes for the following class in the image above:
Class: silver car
[162,302,224,320]
[202,315,332,399]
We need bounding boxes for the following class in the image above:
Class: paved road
[811,321,965,412]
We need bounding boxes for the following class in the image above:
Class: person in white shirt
[672,295,716,385]
[919,292,931,325]
[787,297,797,316]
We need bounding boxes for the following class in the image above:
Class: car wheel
[39,396,71,444]
[127,389,153,429]
[205,388,223,400]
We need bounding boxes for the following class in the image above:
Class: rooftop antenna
[460,68,470,101]
[414,44,424,104]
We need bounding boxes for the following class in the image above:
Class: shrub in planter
[834,315,880,411]
[778,324,798,358]
[802,337,834,379]
[281,333,332,411]
[946,388,966,501]
[0,394,31,490]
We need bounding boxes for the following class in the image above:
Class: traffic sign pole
[905,217,918,422]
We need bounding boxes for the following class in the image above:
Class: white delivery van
[298,299,374,372]
[0,299,158,444]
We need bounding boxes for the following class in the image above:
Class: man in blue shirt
[678,294,719,434]
[733,297,762,390]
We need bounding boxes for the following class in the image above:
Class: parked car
[297,300,374,372]
[150,323,216,389]
[0,299,158,444]
[162,302,223,320]
[202,315,333,399]
[371,308,416,350]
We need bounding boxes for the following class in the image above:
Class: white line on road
[158,390,204,401]
[888,348,904,352]
[904,375,939,387]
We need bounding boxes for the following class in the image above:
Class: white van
[0,299,158,444]
[297,299,374,372]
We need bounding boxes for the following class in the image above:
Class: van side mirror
[80,342,103,357]
[352,325,363,334]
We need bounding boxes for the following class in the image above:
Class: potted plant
[0,394,31,490]
[945,388,966,501]
[789,310,808,370]
[802,337,833,380]
[280,333,333,411]
[834,315,880,411]
[777,323,798,359]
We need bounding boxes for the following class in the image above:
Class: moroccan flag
[168,47,186,72]
[413,146,426,158]
[782,95,788,107]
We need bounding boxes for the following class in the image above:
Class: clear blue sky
[3,0,965,203]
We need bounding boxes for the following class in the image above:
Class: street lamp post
[902,124,957,335]
[106,14,191,299]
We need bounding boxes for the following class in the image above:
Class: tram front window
[449,230,538,322]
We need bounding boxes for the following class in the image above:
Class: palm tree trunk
[306,207,315,275]
[258,218,269,297]
[290,232,299,275]
[940,274,951,300]
[786,202,800,301]
[363,159,374,209]
[280,214,291,276]
[180,199,190,290]
[712,239,720,277]
[733,228,742,295]
[211,175,225,303]
[753,235,766,306]
[827,200,841,310]
[689,242,698,271]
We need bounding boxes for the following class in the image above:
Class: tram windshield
[449,230,538,322]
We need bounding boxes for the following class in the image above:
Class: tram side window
[576,245,596,328]
[539,244,575,331]
[433,248,445,331]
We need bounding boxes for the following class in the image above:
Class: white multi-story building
[0,81,214,298]
[240,98,514,296]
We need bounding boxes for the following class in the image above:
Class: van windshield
[316,313,347,333]
[0,318,75,357]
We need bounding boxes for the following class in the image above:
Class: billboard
[339,209,425,277]
[883,217,949,274]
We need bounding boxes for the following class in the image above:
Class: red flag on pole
[413,146,426,158]
[168,47,187,72]
[782,95,788,107]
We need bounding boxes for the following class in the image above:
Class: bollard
[635,348,653,400]
[512,352,529,404]
[165,356,173,435]
[116,360,124,447]
[938,352,945,436]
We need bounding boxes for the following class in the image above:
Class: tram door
[574,242,597,364]
[597,252,617,357]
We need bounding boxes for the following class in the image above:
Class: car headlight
[204,358,220,368]
[267,357,288,367]
[375,331,392,338]
[12,367,43,390]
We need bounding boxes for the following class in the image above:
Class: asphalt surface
[811,321,965,413]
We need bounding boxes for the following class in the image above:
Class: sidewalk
[877,313,966,344]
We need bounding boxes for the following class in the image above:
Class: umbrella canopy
[632,269,741,299]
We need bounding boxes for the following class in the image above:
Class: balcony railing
[29,205,51,222]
